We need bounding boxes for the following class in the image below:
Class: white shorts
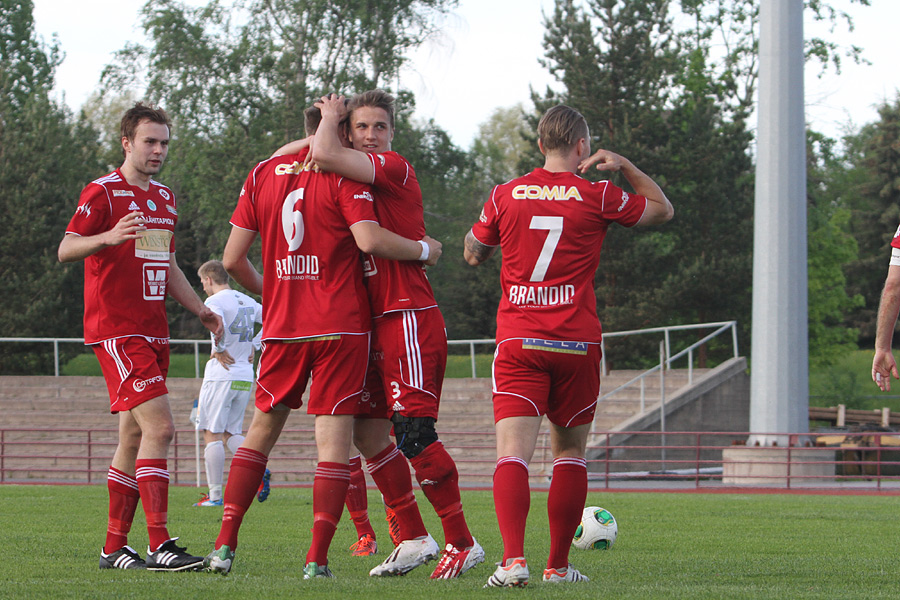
[196,379,253,435]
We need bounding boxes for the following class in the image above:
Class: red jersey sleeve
[66,183,112,237]
[337,179,378,227]
[891,223,900,250]
[470,185,503,247]
[230,165,262,232]
[599,181,647,227]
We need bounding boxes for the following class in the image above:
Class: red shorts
[255,334,369,415]
[491,338,601,427]
[92,337,170,413]
[360,308,447,420]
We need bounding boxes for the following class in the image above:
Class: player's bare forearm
[872,266,900,390]
[271,136,312,158]
[58,212,147,262]
[579,150,673,225]
[464,230,497,266]
[874,268,900,353]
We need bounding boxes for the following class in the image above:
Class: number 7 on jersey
[529,216,563,282]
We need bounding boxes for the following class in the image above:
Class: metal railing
[0,322,736,380]
[2,427,898,492]
[597,321,739,411]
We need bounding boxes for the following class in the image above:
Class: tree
[842,96,900,345]
[805,130,864,366]
[0,0,104,372]
[97,0,460,337]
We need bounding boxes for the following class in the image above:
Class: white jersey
[203,288,263,382]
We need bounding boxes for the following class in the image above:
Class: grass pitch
[1,485,898,599]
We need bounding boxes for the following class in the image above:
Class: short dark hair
[120,102,170,143]
[304,106,323,136]
[537,105,589,155]
[347,89,395,130]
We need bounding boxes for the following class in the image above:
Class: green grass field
[2,485,898,599]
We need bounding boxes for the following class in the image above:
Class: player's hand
[200,309,224,345]
[578,149,628,174]
[103,211,146,246]
[212,349,235,370]
[421,235,442,267]
[872,350,899,392]
[315,94,348,122]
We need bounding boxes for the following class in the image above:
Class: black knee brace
[391,414,438,459]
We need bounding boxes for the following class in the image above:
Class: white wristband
[418,240,430,261]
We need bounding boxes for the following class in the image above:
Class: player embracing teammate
[311,91,484,579]
[465,104,673,586]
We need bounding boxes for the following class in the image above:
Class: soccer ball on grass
[572,506,617,550]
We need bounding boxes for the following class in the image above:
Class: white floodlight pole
[750,0,808,446]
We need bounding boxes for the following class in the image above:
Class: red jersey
[65,169,177,344]
[230,150,377,340]
[362,151,437,317]
[470,168,648,343]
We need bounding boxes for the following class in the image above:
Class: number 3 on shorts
[390,381,401,399]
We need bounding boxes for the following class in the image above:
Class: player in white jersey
[193,260,263,506]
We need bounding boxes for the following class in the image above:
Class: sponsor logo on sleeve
[479,208,487,223]
[354,191,374,202]
[166,204,177,215]
[113,189,134,197]
[617,190,630,212]
[376,154,386,167]
[75,203,91,218]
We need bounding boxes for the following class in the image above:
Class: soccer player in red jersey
[464,105,674,587]
[58,103,224,571]
[310,91,484,579]
[204,106,441,578]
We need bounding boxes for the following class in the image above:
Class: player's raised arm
[310,94,376,184]
[270,135,312,159]
[578,149,673,226]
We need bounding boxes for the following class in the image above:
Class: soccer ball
[572,506,618,550]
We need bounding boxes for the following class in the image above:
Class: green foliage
[809,349,900,412]
[0,0,104,372]
[806,131,865,367]
[842,96,900,344]
[2,485,900,599]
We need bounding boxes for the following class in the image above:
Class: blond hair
[537,105,589,155]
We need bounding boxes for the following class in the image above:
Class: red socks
[345,455,375,539]
[493,456,530,561]
[135,459,171,551]
[366,443,428,540]
[547,457,587,569]
[216,447,268,550]
[410,441,473,549]
[104,467,140,554]
[305,462,350,565]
